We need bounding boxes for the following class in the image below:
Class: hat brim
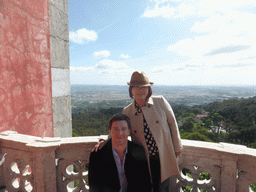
[127,82,154,86]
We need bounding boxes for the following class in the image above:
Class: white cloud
[142,4,175,18]
[204,45,251,56]
[144,0,256,61]
[215,63,253,68]
[71,59,130,74]
[150,0,170,3]
[167,10,256,58]
[145,55,256,86]
[120,54,130,59]
[93,50,110,58]
[175,2,197,18]
[95,59,129,70]
[69,28,97,44]
[151,63,187,73]
[70,66,94,72]
[142,0,256,18]
[70,59,134,85]
[164,2,256,71]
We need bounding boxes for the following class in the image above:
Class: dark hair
[129,86,152,99]
[109,114,131,130]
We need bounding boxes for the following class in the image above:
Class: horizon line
[71,84,255,87]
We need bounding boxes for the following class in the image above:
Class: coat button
[148,105,150,107]
[134,130,137,133]
[156,120,159,123]
[135,112,138,116]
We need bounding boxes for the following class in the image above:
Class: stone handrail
[0,131,256,192]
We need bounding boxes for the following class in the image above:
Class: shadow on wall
[0,153,7,190]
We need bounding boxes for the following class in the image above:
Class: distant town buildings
[194,110,210,122]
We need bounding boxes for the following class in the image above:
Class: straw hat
[127,71,154,86]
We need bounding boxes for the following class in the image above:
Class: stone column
[220,159,237,192]
[32,148,58,192]
[49,0,72,138]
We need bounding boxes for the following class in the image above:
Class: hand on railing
[175,152,181,158]
[91,139,106,152]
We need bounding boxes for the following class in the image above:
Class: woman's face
[132,86,149,100]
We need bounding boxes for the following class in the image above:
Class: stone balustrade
[0,131,256,192]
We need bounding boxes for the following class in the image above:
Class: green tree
[222,119,234,134]
[181,120,194,132]
[192,107,201,114]
[194,121,204,130]
[212,113,223,126]
[181,132,212,142]
[204,119,213,128]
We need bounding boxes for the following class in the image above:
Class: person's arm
[161,96,183,155]
[91,139,106,152]
[91,135,112,152]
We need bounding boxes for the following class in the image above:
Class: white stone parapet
[0,131,255,192]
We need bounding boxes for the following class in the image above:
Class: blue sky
[68,0,256,86]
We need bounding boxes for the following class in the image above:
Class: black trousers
[149,152,161,192]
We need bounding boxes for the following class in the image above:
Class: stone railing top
[1,131,256,157]
[181,139,256,157]
[0,131,59,150]
[0,131,109,149]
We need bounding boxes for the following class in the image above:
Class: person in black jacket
[89,114,152,192]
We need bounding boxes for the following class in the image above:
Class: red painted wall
[0,0,53,137]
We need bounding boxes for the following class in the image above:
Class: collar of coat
[131,97,154,115]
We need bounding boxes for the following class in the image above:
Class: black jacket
[89,139,152,192]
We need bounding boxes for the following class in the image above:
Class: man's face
[109,120,130,146]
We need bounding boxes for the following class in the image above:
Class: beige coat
[123,96,183,182]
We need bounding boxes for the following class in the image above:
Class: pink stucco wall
[0,0,53,137]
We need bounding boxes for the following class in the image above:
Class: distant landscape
[71,85,256,145]
[71,84,256,108]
